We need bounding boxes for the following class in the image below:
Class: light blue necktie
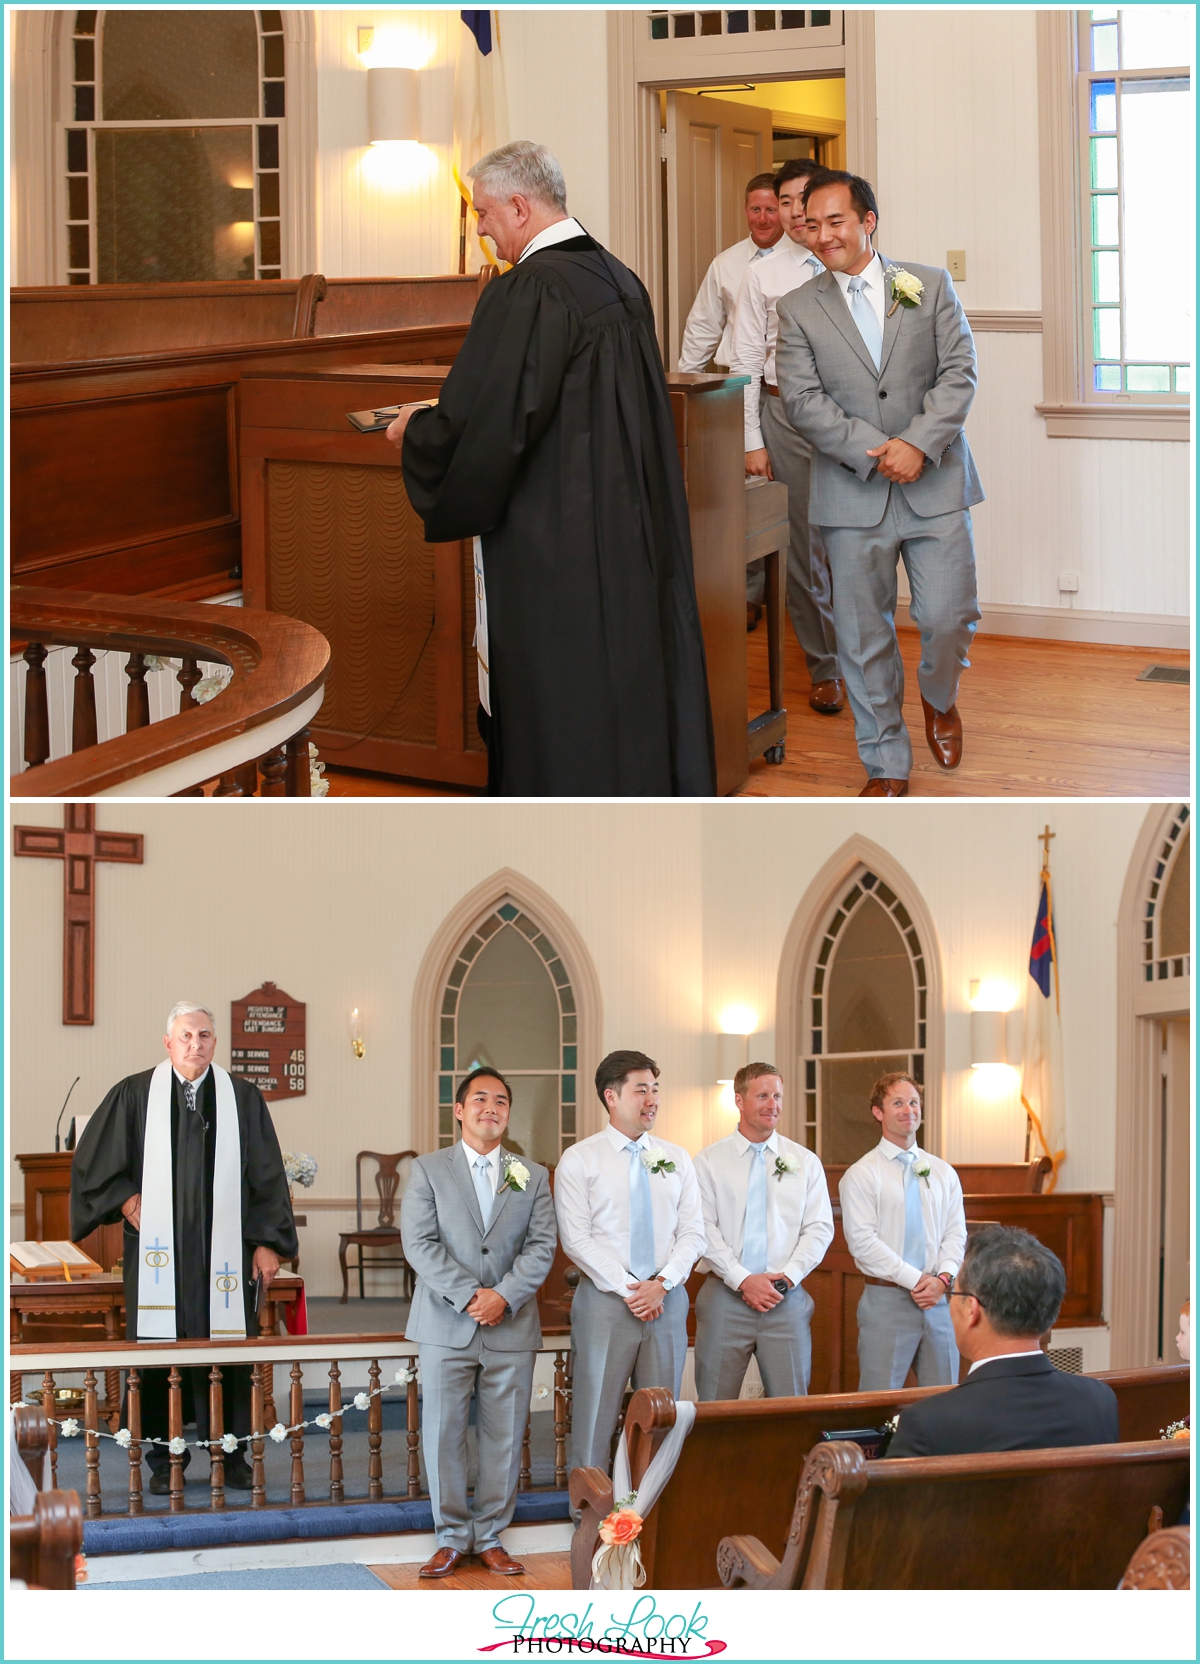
[473,1154,494,1230]
[899,1151,925,1271]
[742,1143,769,1275]
[847,273,883,370]
[627,1143,656,1280]
[806,254,823,277]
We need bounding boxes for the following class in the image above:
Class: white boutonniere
[913,1159,932,1181]
[885,265,924,317]
[500,1154,530,1192]
[773,1152,802,1182]
[640,1145,676,1177]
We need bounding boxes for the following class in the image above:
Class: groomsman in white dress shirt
[693,1063,833,1400]
[677,173,782,375]
[838,1072,966,1390]
[554,1050,706,1476]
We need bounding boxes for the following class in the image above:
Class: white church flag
[453,11,509,273]
[1020,852,1065,1192]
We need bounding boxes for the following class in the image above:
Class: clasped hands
[909,1272,948,1310]
[866,437,926,483]
[625,1277,666,1322]
[467,1287,509,1327]
[738,1272,792,1313]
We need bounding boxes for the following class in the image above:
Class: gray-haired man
[388,139,714,798]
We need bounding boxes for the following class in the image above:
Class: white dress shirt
[518,216,587,263]
[174,1066,210,1092]
[968,1349,1044,1375]
[832,251,888,349]
[678,236,776,373]
[553,1124,706,1301]
[838,1138,966,1292]
[730,237,825,448]
[694,1130,834,1293]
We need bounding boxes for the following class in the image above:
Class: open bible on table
[10,1241,104,1280]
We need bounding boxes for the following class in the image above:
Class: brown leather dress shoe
[477,1545,526,1576]
[921,695,962,769]
[746,602,763,632]
[808,678,846,714]
[859,777,910,797]
[419,1546,465,1579]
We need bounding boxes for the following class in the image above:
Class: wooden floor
[323,627,1190,800]
[368,1550,572,1591]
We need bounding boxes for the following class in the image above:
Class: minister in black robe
[72,1031,296,1489]
[395,141,716,798]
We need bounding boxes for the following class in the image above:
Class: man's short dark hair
[773,157,821,193]
[455,1065,513,1108]
[733,1061,782,1098]
[745,172,777,199]
[958,1226,1067,1338]
[595,1050,659,1107]
[801,167,880,227]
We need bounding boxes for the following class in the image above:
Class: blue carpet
[85,1562,388,1591]
[82,1488,570,1556]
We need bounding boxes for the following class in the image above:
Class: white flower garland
[30,1367,418,1455]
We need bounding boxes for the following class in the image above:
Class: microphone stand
[54,1077,80,1153]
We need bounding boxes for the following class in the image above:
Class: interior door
[1159,1016,1190,1360]
[664,92,774,370]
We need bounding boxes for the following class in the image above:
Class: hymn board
[229,981,306,1101]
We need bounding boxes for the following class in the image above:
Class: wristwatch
[656,1274,676,1292]
[936,1272,953,1290]
[771,1278,791,1295]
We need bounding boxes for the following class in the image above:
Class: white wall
[10,801,1145,1294]
[873,8,1190,630]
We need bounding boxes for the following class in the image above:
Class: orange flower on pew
[599,1506,643,1547]
[74,1554,88,1584]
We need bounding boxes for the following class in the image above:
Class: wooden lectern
[15,1152,122,1272]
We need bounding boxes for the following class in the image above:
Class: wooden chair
[717,1438,1190,1590]
[337,1150,417,1304]
[1120,1526,1191,1589]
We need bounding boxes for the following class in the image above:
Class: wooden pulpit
[16,1152,122,1272]
[240,363,750,793]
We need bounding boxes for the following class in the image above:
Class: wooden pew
[1120,1527,1191,1589]
[9,1404,83,1590]
[717,1438,1189,1589]
[570,1366,1190,1589]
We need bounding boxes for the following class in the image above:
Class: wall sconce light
[970,1009,1009,1068]
[349,1008,364,1059]
[968,980,1021,1072]
[367,66,420,144]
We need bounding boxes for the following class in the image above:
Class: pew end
[718,1439,870,1591]
[1120,1527,1190,1590]
[9,1490,83,1590]
[13,1404,52,1491]
[569,1466,614,1589]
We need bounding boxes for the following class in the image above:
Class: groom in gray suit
[775,170,984,796]
[401,1066,557,1579]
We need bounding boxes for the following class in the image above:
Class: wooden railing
[9,1335,573,1520]
[11,586,330,798]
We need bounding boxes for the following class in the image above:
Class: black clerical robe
[70,1069,297,1342]
[402,232,716,797]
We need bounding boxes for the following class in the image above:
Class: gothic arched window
[62,9,285,284]
[1143,804,1190,982]
[436,899,578,1167]
[804,866,928,1165]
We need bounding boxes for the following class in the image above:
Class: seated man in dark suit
[886,1225,1118,1458]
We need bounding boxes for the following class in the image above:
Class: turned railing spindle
[208,1365,225,1511]
[406,1367,421,1498]
[83,1368,102,1518]
[289,1361,306,1505]
[328,1362,344,1504]
[286,727,312,797]
[262,1364,277,1432]
[519,1411,532,1491]
[127,1367,144,1515]
[167,1365,185,1512]
[124,652,151,731]
[367,1360,383,1501]
[177,656,202,710]
[250,1364,267,1507]
[259,743,289,797]
[214,771,245,796]
[23,643,50,768]
[554,1351,569,1488]
[71,647,99,751]
[41,1372,59,1488]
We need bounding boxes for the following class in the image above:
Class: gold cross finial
[1039,824,1055,869]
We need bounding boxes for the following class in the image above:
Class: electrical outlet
[947,249,967,281]
[1058,571,1080,593]
[357,25,375,55]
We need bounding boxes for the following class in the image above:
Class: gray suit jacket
[401,1141,557,1352]
[775,255,984,528]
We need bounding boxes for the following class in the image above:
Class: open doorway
[660,75,845,366]
[1156,1015,1189,1362]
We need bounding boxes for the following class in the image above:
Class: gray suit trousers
[693,1274,815,1401]
[821,486,980,779]
[760,390,840,684]
[418,1334,535,1552]
[569,1276,689,1475]
[855,1284,959,1391]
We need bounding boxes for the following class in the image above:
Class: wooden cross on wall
[13,805,144,1025]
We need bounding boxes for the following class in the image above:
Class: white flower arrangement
[114,1427,132,1449]
[534,1383,550,1402]
[353,1392,371,1412]
[221,1432,240,1453]
[269,1423,288,1443]
[314,1412,333,1430]
[393,1367,415,1386]
[168,1436,188,1456]
[773,1152,802,1181]
[501,1154,530,1192]
[640,1145,676,1177]
[283,1151,318,1188]
[192,670,233,705]
[308,742,329,799]
[59,1418,80,1438]
[1162,1418,1190,1441]
[885,265,924,315]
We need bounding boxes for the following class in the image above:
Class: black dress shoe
[222,1460,255,1489]
[147,1471,173,1495]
